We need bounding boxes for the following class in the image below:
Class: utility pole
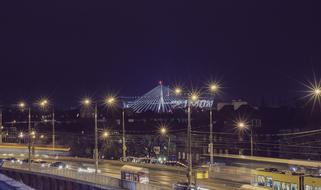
[28,107,31,170]
[52,109,55,157]
[187,104,192,187]
[209,109,213,166]
[250,128,253,156]
[94,103,98,174]
[122,108,126,160]
[0,109,3,144]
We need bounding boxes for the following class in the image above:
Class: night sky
[1,1,321,107]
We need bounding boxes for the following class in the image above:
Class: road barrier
[1,162,167,190]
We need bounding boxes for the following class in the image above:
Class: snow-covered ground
[0,174,34,190]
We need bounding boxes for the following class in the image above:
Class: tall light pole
[103,96,119,159]
[187,92,198,187]
[160,126,170,158]
[38,99,55,156]
[0,108,3,144]
[122,107,126,160]
[237,121,253,156]
[174,87,196,186]
[28,107,31,170]
[18,101,32,170]
[208,82,219,166]
[94,103,98,173]
[82,98,99,174]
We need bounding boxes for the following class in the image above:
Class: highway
[5,153,319,189]
[1,154,247,189]
[61,160,247,190]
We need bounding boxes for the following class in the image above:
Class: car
[33,159,50,167]
[77,165,101,173]
[22,158,33,163]
[50,162,69,169]
[172,182,209,190]
[165,161,188,168]
[4,157,18,163]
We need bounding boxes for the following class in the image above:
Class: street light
[236,120,254,156]
[160,126,171,159]
[105,95,128,162]
[160,127,167,135]
[314,88,321,97]
[82,98,91,106]
[174,87,182,96]
[102,131,109,139]
[187,91,199,187]
[208,82,220,167]
[237,122,246,129]
[81,97,99,174]
[18,101,32,170]
[38,98,56,156]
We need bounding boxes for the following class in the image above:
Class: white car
[77,166,101,173]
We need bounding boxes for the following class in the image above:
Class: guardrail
[1,162,167,190]
[2,162,120,188]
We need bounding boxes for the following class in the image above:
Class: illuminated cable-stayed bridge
[122,82,214,113]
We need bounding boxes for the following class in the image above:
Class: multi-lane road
[4,153,313,190]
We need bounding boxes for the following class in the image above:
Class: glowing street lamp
[102,131,109,139]
[38,98,56,156]
[237,122,246,129]
[314,88,321,97]
[208,82,220,167]
[160,127,167,135]
[174,87,182,96]
[209,83,219,93]
[105,95,128,161]
[39,99,49,108]
[105,96,116,106]
[81,97,99,174]
[17,101,32,170]
[82,98,92,106]
[236,120,254,156]
[160,126,171,158]
[189,92,199,102]
[18,102,26,109]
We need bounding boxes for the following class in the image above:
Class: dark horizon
[1,1,321,107]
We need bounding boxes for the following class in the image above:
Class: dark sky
[1,1,321,107]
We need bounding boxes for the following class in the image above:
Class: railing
[2,162,120,188]
[2,162,167,190]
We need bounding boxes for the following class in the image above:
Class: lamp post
[82,96,116,174]
[187,92,198,187]
[208,82,219,166]
[160,126,170,158]
[122,107,126,160]
[82,98,99,174]
[237,121,253,156]
[38,99,56,156]
[18,102,32,170]
[174,87,199,187]
[105,96,125,160]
